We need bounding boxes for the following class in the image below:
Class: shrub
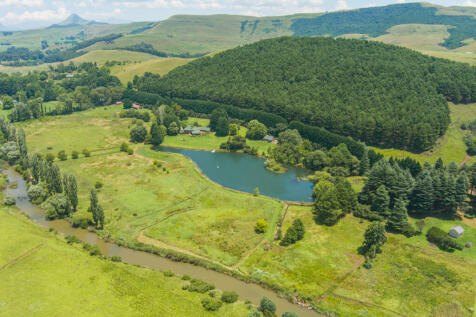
[27,183,49,204]
[127,148,133,155]
[120,142,129,152]
[110,256,122,262]
[163,270,174,277]
[45,152,55,162]
[181,274,191,280]
[3,195,16,206]
[42,194,71,220]
[426,226,464,251]
[130,125,148,143]
[57,150,67,161]
[82,243,101,256]
[282,312,299,317]
[65,235,81,244]
[201,297,222,311]
[187,278,215,293]
[259,297,276,314]
[255,219,267,233]
[95,181,103,190]
[71,217,89,229]
[221,291,239,303]
[82,149,91,157]
[71,151,79,159]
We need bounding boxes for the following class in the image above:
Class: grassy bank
[239,205,476,316]
[0,206,249,316]
[23,107,283,267]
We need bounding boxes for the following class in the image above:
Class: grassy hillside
[0,200,249,316]
[89,14,320,56]
[70,49,158,65]
[0,21,152,52]
[111,57,191,84]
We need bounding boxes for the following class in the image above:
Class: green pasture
[0,206,249,316]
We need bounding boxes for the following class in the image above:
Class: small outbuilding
[263,135,274,143]
[132,104,142,110]
[449,225,464,238]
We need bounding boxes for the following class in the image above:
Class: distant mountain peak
[48,14,107,28]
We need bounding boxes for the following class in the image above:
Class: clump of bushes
[110,256,122,262]
[94,181,103,190]
[3,195,16,206]
[71,217,89,229]
[65,235,81,244]
[221,291,238,303]
[280,218,305,246]
[184,278,215,293]
[255,219,267,233]
[57,150,67,161]
[71,150,79,159]
[82,242,102,256]
[82,148,91,157]
[163,270,174,277]
[120,142,129,152]
[27,183,49,204]
[426,226,464,252]
[201,297,222,311]
[259,297,276,316]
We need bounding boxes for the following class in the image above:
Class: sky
[0,0,475,29]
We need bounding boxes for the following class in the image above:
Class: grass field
[70,49,159,65]
[17,105,476,316]
[163,117,275,154]
[0,204,249,316]
[111,57,192,84]
[371,103,476,165]
[239,205,476,316]
[22,106,283,267]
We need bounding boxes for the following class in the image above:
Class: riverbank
[2,166,321,317]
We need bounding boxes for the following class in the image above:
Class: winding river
[3,167,320,317]
[161,146,314,202]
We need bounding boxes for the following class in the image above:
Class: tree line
[0,117,105,228]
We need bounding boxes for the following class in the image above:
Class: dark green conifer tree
[371,185,390,216]
[359,148,370,176]
[409,172,434,213]
[386,198,410,234]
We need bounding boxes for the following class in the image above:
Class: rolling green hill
[142,36,476,152]
[4,3,476,74]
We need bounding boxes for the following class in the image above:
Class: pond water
[3,167,321,317]
[161,147,314,202]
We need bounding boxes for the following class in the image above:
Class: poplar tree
[46,163,62,194]
[64,174,78,212]
[89,188,104,228]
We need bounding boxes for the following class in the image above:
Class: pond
[160,147,314,202]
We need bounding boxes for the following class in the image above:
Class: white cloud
[464,0,476,6]
[335,0,348,11]
[0,7,70,24]
[0,0,43,6]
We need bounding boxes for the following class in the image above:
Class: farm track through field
[0,243,44,271]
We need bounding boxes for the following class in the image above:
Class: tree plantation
[140,37,476,152]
